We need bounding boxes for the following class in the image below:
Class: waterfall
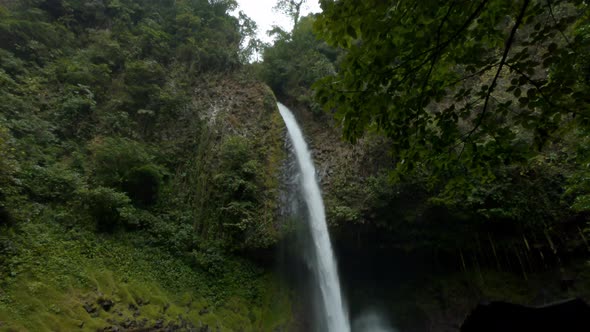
[278,102,351,332]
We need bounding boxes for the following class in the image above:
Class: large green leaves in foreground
[314,0,589,184]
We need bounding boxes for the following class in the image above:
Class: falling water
[277,102,351,332]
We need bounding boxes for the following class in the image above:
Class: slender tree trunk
[293,0,303,26]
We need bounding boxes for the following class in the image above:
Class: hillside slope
[0,1,294,330]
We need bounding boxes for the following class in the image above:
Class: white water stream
[278,102,351,332]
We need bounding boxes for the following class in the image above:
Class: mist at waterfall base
[277,103,398,332]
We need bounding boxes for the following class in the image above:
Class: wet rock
[128,303,140,317]
[461,298,590,332]
[98,298,114,312]
[83,302,97,314]
[102,326,120,332]
[121,318,136,329]
[137,298,150,306]
[177,315,195,330]
[166,320,180,330]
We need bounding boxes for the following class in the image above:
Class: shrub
[190,245,226,276]
[22,163,83,202]
[88,137,165,207]
[206,136,269,247]
[0,192,13,226]
[124,60,165,106]
[0,125,18,225]
[123,164,163,207]
[54,87,96,138]
[77,186,133,232]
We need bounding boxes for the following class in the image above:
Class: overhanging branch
[463,0,531,142]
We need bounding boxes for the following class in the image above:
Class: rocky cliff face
[177,73,288,251]
[277,101,392,232]
[0,70,297,331]
[276,100,590,332]
[186,80,385,252]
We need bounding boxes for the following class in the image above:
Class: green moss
[0,219,293,331]
[188,82,287,250]
[257,98,287,241]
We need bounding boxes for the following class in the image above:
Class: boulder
[461,298,590,332]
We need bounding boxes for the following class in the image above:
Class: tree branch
[418,0,457,108]
[444,62,500,88]
[463,0,531,143]
[504,62,555,107]
[546,0,572,46]
[379,0,490,77]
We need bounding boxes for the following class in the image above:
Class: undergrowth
[0,214,292,331]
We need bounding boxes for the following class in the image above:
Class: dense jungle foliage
[0,0,262,241]
[0,0,294,330]
[1,0,590,330]
[258,0,590,271]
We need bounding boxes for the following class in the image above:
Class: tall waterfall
[278,102,351,332]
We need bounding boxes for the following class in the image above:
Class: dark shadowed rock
[560,276,576,291]
[121,318,136,329]
[137,298,150,306]
[98,298,114,312]
[128,303,140,317]
[461,298,590,332]
[166,320,180,331]
[83,302,97,314]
